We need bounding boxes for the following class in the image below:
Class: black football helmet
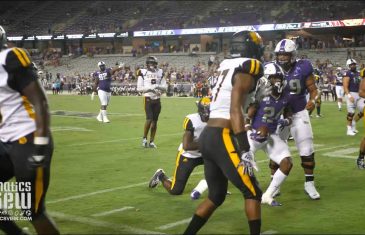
[230,31,264,60]
[196,97,211,122]
[146,56,158,71]
[0,26,7,50]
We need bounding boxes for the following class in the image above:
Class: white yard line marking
[52,127,93,132]
[49,211,164,234]
[156,218,192,230]
[47,182,147,204]
[91,207,135,217]
[52,110,142,116]
[316,144,353,152]
[261,230,278,234]
[67,132,181,147]
[52,114,92,119]
[323,147,358,159]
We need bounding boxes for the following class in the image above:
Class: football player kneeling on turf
[148,98,210,198]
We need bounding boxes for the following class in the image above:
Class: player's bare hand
[305,100,315,111]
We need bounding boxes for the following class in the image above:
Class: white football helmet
[346,58,357,68]
[274,39,297,68]
[98,61,106,71]
[264,62,285,94]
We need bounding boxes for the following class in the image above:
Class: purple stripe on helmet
[279,40,286,52]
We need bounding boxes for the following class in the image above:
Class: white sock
[193,179,208,194]
[352,120,356,129]
[347,125,353,131]
[101,110,107,117]
[337,102,341,109]
[98,110,102,116]
[265,169,287,197]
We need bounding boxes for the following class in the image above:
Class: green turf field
[14,95,365,234]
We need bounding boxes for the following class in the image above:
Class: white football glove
[237,150,258,176]
[91,91,96,100]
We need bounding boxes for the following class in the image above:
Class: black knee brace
[301,153,315,170]
[347,113,355,121]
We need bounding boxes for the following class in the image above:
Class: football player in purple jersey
[246,62,293,206]
[273,39,320,200]
[91,61,123,123]
[343,59,363,136]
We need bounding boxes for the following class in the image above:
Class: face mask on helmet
[274,39,297,70]
[197,97,211,122]
[98,61,106,71]
[270,76,284,95]
[264,62,285,95]
[230,31,264,60]
[346,59,357,71]
[146,56,158,71]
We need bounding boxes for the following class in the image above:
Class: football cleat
[304,181,320,200]
[149,142,157,148]
[356,158,365,169]
[352,129,359,134]
[148,169,165,188]
[347,130,356,136]
[190,190,201,200]
[261,192,282,206]
[96,114,103,122]
[103,116,110,123]
[142,138,148,148]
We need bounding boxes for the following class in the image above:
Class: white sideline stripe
[261,230,278,234]
[47,182,147,204]
[91,206,135,217]
[47,145,354,205]
[49,211,164,234]
[156,218,191,230]
[67,132,181,147]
